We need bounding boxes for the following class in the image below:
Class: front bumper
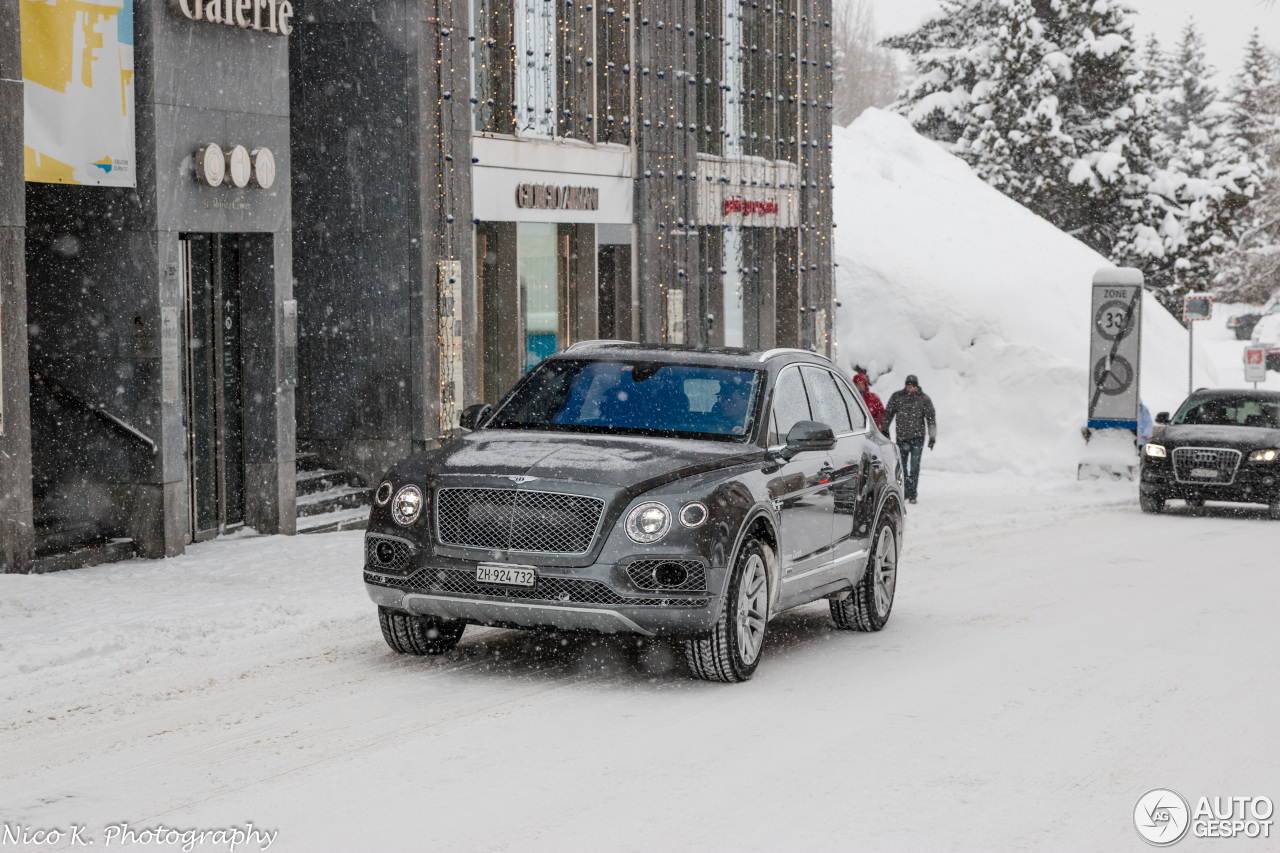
[1140,463,1280,504]
[363,550,725,637]
[366,583,720,636]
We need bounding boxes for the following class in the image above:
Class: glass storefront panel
[519,222,560,370]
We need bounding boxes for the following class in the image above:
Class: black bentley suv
[1140,389,1280,519]
[363,343,906,682]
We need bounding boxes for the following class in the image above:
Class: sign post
[1245,346,1267,387]
[1082,268,1144,480]
[1088,268,1144,433]
[1184,293,1213,394]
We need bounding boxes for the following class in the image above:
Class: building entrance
[181,234,246,540]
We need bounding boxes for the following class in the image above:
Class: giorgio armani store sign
[0,0,833,571]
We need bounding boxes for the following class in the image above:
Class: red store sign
[723,197,779,217]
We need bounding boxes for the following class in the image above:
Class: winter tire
[378,606,466,655]
[1270,499,1280,521]
[683,537,771,683]
[1140,494,1165,514]
[831,513,899,632]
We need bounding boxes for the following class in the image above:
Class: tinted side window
[836,377,868,430]
[770,368,812,445]
[802,367,852,433]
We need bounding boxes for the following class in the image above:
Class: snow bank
[832,109,1190,476]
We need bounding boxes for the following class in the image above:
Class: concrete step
[296,467,361,496]
[295,451,324,473]
[297,506,370,534]
[30,538,136,574]
[296,485,371,518]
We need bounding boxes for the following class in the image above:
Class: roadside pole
[1184,294,1213,393]
[1244,345,1266,389]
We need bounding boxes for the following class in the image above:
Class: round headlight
[392,485,424,526]
[679,501,708,528]
[375,481,393,506]
[625,501,671,543]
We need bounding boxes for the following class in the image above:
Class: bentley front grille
[371,568,708,608]
[435,488,606,554]
[1172,447,1242,485]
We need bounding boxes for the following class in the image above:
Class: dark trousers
[897,437,925,500]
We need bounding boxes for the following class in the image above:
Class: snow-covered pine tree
[1147,21,1261,304]
[959,0,1071,214]
[1216,31,1280,303]
[891,0,1165,270]
[884,0,1006,145]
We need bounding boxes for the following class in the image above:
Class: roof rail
[565,340,635,352]
[758,348,831,363]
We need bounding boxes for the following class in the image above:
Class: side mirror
[1155,412,1170,425]
[459,403,493,431]
[780,421,836,460]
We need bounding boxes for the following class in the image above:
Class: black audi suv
[362,343,906,682]
[1140,389,1280,519]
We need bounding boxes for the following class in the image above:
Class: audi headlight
[1249,448,1279,463]
[1144,444,1167,459]
[625,502,671,543]
[392,485,424,526]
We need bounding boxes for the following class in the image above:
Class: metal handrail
[29,369,159,455]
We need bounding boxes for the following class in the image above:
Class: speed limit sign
[1088,268,1144,431]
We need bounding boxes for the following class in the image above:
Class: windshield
[1174,397,1280,428]
[487,359,763,440]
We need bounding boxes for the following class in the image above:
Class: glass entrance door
[518,222,561,371]
[181,234,246,540]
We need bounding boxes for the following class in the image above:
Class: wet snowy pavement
[2,474,1277,852]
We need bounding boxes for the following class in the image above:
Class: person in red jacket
[853,372,885,431]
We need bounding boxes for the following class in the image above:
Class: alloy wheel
[735,554,768,665]
[873,526,898,618]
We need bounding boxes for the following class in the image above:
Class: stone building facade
[0,0,832,571]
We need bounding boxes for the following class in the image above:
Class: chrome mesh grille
[435,488,605,554]
[367,568,707,608]
[365,535,414,573]
[625,559,707,592]
[1172,447,1242,485]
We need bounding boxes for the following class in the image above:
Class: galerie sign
[170,0,294,35]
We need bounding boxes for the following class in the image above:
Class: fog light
[653,562,689,588]
[375,541,396,564]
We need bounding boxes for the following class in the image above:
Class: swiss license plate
[476,564,537,587]
[1190,468,1219,479]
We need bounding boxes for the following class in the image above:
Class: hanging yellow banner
[21,0,135,187]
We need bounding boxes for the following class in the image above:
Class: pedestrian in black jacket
[882,375,937,504]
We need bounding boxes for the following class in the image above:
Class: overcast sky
[871,0,1277,82]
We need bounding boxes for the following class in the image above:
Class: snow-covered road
[2,475,1277,852]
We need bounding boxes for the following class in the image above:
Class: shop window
[519,223,560,370]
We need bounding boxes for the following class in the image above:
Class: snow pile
[832,109,1190,476]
